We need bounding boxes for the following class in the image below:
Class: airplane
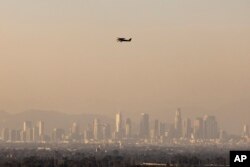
[117,37,132,42]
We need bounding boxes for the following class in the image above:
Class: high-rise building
[25,128,33,142]
[23,121,32,132]
[115,112,123,139]
[70,122,81,141]
[183,118,192,138]
[2,128,10,141]
[71,122,80,135]
[9,129,18,142]
[93,118,102,140]
[243,124,249,137]
[166,123,175,139]
[37,121,45,141]
[174,108,182,138]
[102,123,111,140]
[84,123,93,142]
[115,112,122,133]
[193,117,203,139]
[23,121,33,142]
[139,113,149,139]
[84,123,93,141]
[32,126,39,142]
[153,120,159,138]
[20,130,26,142]
[203,115,218,139]
[159,122,166,136]
[10,130,21,142]
[51,128,65,142]
[125,118,132,138]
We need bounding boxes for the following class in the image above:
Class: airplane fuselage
[117,38,132,42]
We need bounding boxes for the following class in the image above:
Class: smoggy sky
[0,0,250,134]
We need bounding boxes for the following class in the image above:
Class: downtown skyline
[1,108,249,145]
[0,0,250,136]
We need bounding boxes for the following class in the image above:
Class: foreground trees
[0,146,231,167]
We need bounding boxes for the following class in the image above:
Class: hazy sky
[0,0,250,134]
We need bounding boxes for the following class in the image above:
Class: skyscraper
[183,118,192,138]
[153,119,159,138]
[23,121,32,132]
[51,128,65,142]
[93,118,102,140]
[159,122,166,137]
[1,128,10,141]
[70,122,81,142]
[174,108,182,138]
[71,122,80,135]
[203,115,218,139]
[32,126,39,142]
[115,112,122,133]
[102,123,111,140]
[9,129,18,142]
[84,124,93,142]
[115,112,123,139]
[193,117,203,139]
[243,124,249,137]
[23,121,33,142]
[37,121,44,141]
[25,128,33,142]
[139,113,149,139]
[125,118,132,138]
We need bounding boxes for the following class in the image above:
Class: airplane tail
[129,38,132,41]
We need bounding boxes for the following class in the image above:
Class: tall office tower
[23,121,32,132]
[70,122,80,142]
[183,118,192,138]
[71,122,80,139]
[153,120,159,138]
[93,118,102,140]
[9,129,17,142]
[102,123,111,140]
[2,128,10,141]
[11,130,21,142]
[51,128,65,142]
[115,112,123,139]
[25,128,33,142]
[20,130,26,142]
[174,108,182,138]
[193,117,203,139]
[125,118,132,138]
[71,122,80,135]
[84,124,93,142]
[115,112,123,133]
[37,121,44,141]
[32,126,39,142]
[86,123,94,139]
[166,123,176,139]
[243,124,249,137]
[83,129,91,142]
[139,113,149,139]
[159,122,166,136]
[203,115,218,139]
[23,121,33,142]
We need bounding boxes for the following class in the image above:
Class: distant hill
[0,110,113,134]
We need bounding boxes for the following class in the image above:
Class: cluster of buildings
[1,121,44,142]
[1,109,249,145]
